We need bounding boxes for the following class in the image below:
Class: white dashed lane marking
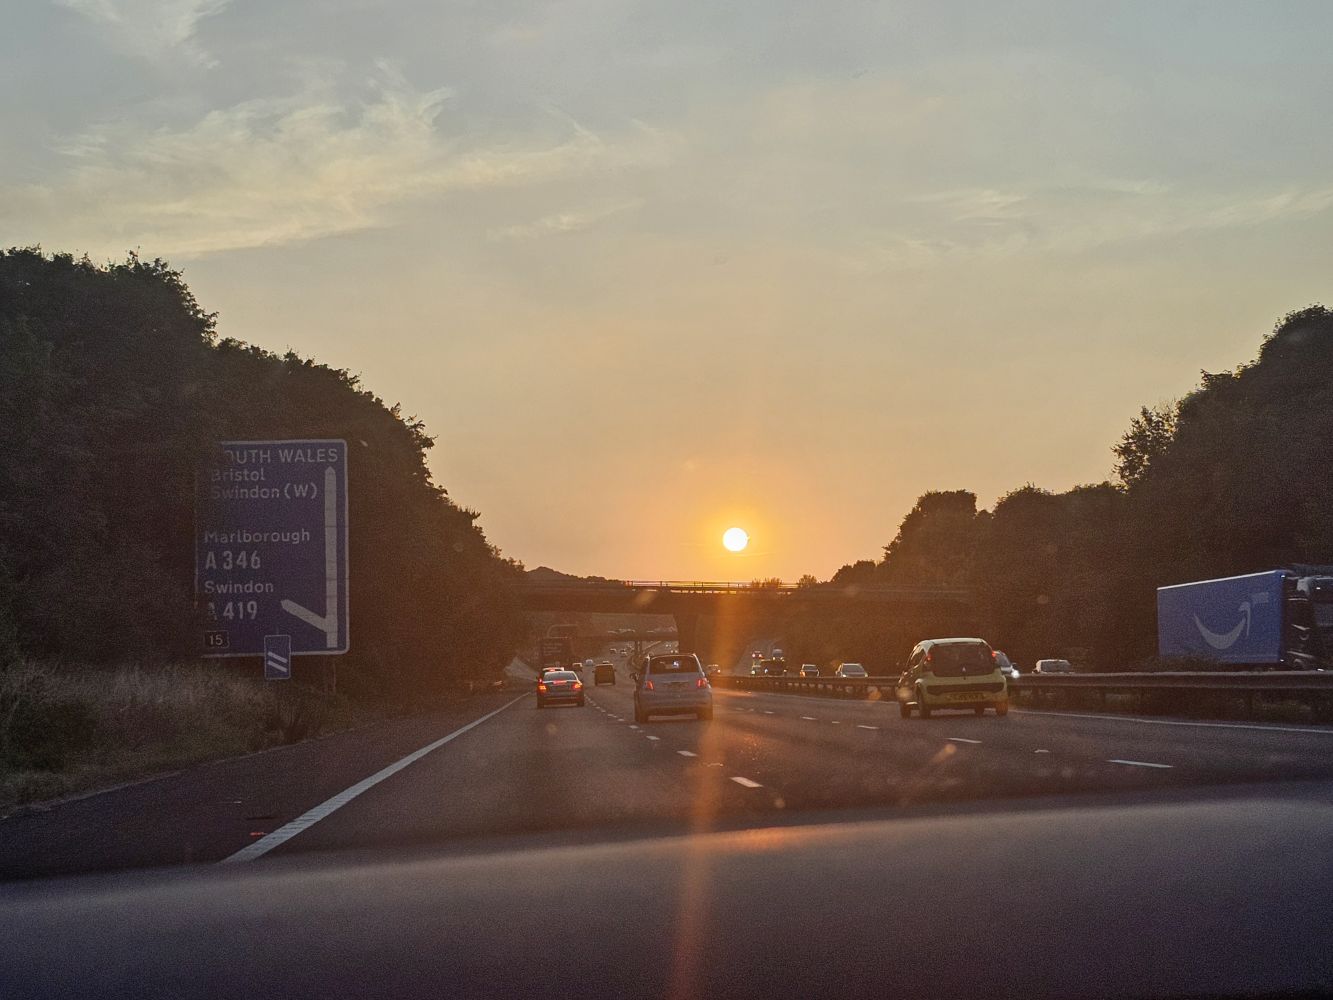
[949,737,982,744]
[730,776,762,788]
[1107,759,1172,769]
[646,735,660,741]
[800,716,816,721]
[856,724,879,731]
[677,750,698,757]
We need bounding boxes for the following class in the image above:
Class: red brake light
[991,650,997,660]
[645,679,655,691]
[537,683,547,693]
[696,677,708,689]
[573,680,583,689]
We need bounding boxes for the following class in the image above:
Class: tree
[1112,403,1178,489]
[878,491,981,587]
[0,249,524,696]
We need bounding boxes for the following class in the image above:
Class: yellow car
[896,638,1009,719]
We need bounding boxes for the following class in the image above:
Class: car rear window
[648,657,701,674]
[928,644,993,676]
[840,664,865,674]
[544,671,577,681]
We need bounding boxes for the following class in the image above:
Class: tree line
[0,249,524,700]
[789,305,1333,672]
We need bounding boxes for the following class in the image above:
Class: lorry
[537,635,576,674]
[1156,567,1333,669]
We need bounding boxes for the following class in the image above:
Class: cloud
[846,180,1333,271]
[487,200,642,242]
[56,0,230,65]
[2,72,675,258]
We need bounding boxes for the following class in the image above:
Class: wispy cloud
[848,180,1333,270]
[56,0,230,66]
[488,200,642,242]
[2,71,675,258]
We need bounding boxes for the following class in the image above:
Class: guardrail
[1011,671,1333,719]
[712,671,1333,722]
[711,674,896,698]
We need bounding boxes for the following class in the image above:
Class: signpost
[196,440,349,669]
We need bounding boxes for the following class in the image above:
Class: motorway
[5,664,1333,881]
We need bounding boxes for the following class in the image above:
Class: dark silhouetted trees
[0,249,523,698]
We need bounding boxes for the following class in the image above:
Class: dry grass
[0,661,365,813]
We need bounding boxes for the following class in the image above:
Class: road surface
[5,674,1333,880]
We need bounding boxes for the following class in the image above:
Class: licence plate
[939,692,983,703]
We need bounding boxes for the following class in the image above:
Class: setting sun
[722,527,749,553]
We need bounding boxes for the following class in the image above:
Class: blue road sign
[196,439,349,657]
[264,634,293,680]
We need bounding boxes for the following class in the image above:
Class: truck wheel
[996,701,1009,717]
[899,701,912,719]
[974,706,985,716]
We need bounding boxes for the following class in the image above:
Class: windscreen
[543,671,577,682]
[649,657,701,674]
[928,644,993,676]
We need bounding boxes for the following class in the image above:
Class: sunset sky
[5,1,1332,580]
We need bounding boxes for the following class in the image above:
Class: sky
[5,1,1333,580]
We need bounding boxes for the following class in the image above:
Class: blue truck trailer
[1157,568,1333,669]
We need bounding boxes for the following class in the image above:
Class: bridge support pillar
[673,612,700,655]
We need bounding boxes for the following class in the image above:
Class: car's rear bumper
[538,694,584,705]
[636,693,712,715]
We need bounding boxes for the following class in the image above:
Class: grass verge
[0,661,369,814]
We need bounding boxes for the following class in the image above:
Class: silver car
[634,653,713,722]
[993,650,1021,682]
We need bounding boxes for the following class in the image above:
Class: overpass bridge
[518,579,973,655]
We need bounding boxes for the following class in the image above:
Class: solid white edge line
[730,776,762,788]
[1014,707,1333,736]
[1107,759,1173,769]
[221,694,528,864]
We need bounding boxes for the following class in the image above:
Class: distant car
[799,664,820,678]
[583,659,595,670]
[1033,658,1073,674]
[536,670,584,708]
[634,653,712,722]
[594,661,616,685]
[706,664,722,677]
[834,663,867,678]
[749,665,763,676]
[993,650,1021,682]
[539,665,565,677]
[897,638,1008,719]
[761,660,787,676]
[772,648,785,659]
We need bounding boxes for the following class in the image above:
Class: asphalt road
[5,669,1333,880]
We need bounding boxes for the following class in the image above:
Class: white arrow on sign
[281,465,340,649]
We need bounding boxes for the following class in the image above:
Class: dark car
[594,661,616,685]
[537,670,585,708]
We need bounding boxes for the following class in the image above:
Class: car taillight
[645,679,655,691]
[537,683,547,693]
[573,680,583,689]
[696,677,708,689]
